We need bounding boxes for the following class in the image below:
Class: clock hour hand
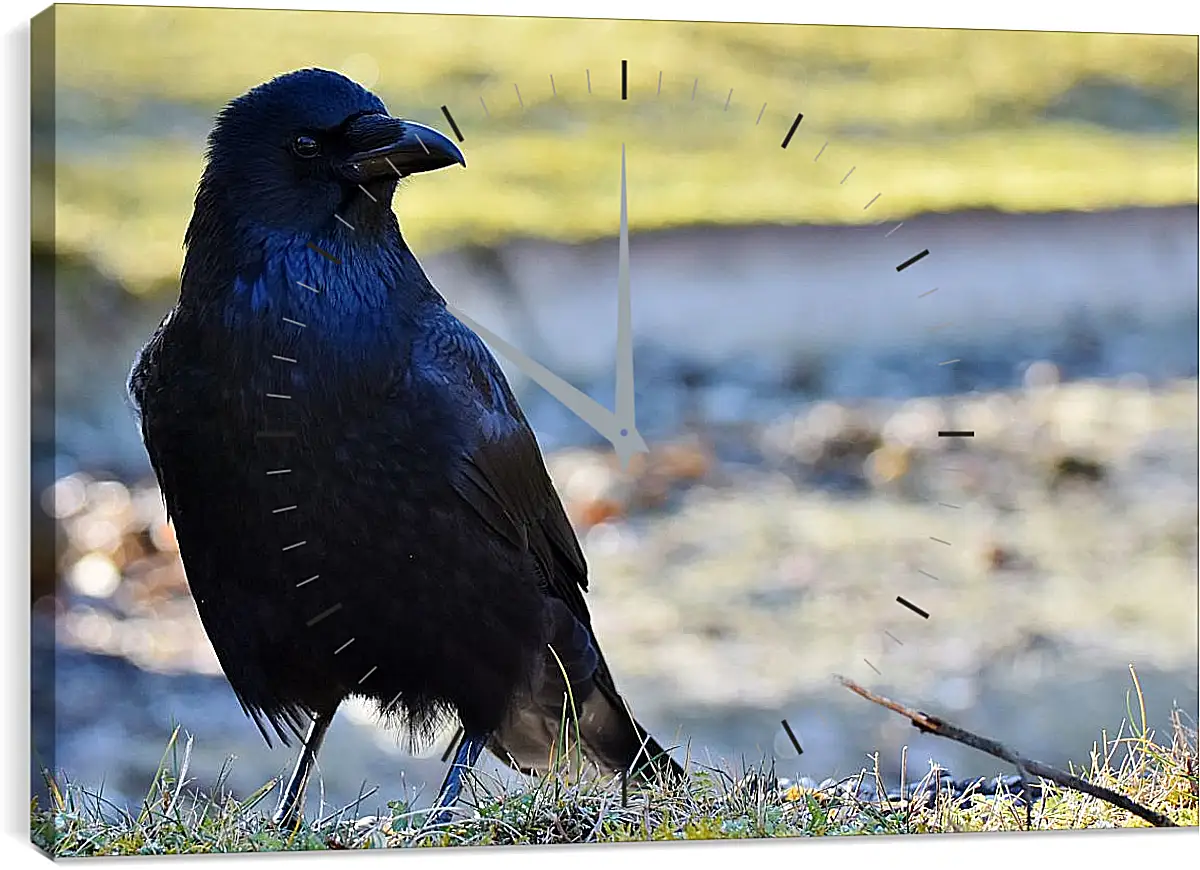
[448,306,649,465]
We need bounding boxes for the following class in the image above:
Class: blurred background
[32,5,1198,821]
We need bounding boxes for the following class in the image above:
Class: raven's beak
[338,114,466,182]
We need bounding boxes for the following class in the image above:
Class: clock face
[413,63,963,770]
[37,3,1198,844]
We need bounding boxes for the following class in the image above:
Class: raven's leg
[426,732,487,827]
[272,712,334,829]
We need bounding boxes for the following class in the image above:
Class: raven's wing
[414,307,682,779]
[411,307,593,628]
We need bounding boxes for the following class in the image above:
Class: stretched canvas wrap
[29,2,1199,855]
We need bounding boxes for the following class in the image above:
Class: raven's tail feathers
[626,716,687,784]
[575,682,686,784]
[487,681,685,786]
[487,599,686,784]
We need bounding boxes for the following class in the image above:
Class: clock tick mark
[306,603,342,627]
[272,354,297,364]
[266,392,291,400]
[814,141,827,162]
[440,105,465,141]
[357,183,377,203]
[358,666,378,685]
[938,502,961,510]
[840,166,856,184]
[938,358,961,366]
[918,287,939,298]
[438,727,465,764]
[334,638,356,655]
[550,73,557,96]
[896,596,931,619]
[863,193,881,210]
[282,317,306,329]
[657,71,662,96]
[918,569,940,581]
[586,69,592,94]
[334,214,355,232]
[780,719,804,755]
[513,83,524,109]
[478,96,489,117]
[691,78,698,101]
[780,112,804,149]
[885,221,904,237]
[296,281,320,294]
[756,102,767,125]
[938,430,975,437]
[296,574,319,588]
[281,540,307,552]
[864,659,882,676]
[621,60,628,99]
[304,243,340,265]
[897,249,931,271]
[266,468,292,476]
[929,536,952,546]
[272,505,298,514]
[885,630,904,646]
[724,88,733,111]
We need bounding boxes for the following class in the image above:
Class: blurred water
[518,308,1199,455]
[45,207,1200,475]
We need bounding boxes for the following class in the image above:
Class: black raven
[128,68,683,828]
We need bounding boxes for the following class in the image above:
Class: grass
[31,674,1198,855]
[39,5,1199,293]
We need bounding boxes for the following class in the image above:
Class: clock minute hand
[615,143,635,434]
[607,143,649,469]
[449,305,646,457]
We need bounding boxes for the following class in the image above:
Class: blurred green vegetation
[42,5,1199,293]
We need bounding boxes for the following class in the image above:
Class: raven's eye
[291,135,321,159]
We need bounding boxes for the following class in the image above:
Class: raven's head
[192,68,465,242]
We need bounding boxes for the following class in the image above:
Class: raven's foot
[421,732,487,831]
[271,772,311,831]
[271,801,304,831]
[270,712,334,832]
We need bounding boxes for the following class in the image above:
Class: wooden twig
[835,675,1178,828]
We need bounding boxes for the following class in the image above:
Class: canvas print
[29,3,1198,854]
